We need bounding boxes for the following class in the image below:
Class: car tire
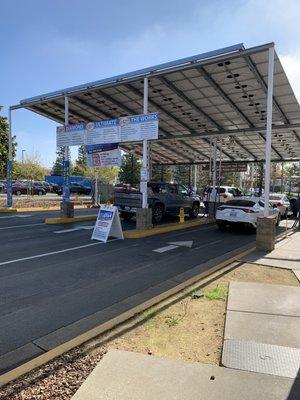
[152,204,164,224]
[16,190,21,196]
[120,212,133,221]
[189,202,200,218]
[217,222,226,230]
[38,191,43,196]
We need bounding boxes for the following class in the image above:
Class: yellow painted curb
[17,205,90,212]
[45,215,97,224]
[0,208,18,213]
[124,218,214,238]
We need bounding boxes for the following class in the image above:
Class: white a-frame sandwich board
[91,206,124,243]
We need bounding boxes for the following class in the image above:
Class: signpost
[92,206,124,243]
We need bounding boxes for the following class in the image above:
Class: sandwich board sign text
[92,206,124,243]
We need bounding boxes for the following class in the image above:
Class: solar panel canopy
[16,42,300,165]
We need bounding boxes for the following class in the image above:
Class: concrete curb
[0,208,17,214]
[124,218,214,238]
[45,215,97,224]
[0,242,255,387]
[17,205,90,212]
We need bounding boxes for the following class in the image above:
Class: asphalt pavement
[0,209,278,375]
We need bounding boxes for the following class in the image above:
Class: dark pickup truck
[114,182,201,223]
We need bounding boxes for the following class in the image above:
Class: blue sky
[1,0,300,167]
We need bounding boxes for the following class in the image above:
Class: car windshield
[225,199,256,207]
[206,187,226,194]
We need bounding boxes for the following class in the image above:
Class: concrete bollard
[60,202,74,219]
[256,216,276,251]
[136,208,153,230]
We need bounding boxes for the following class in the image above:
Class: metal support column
[193,164,197,193]
[141,77,149,208]
[264,46,275,217]
[6,108,13,208]
[62,96,70,203]
[212,138,217,190]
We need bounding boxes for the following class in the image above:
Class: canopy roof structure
[14,42,300,165]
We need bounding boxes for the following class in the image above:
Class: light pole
[22,150,26,164]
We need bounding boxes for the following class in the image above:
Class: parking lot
[1,208,281,374]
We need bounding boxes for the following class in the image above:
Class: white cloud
[280,50,300,102]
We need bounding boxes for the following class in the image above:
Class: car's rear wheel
[217,221,226,230]
[189,202,200,218]
[120,212,133,221]
[152,204,164,224]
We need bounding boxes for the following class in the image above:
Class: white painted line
[165,224,215,238]
[0,223,44,230]
[0,215,32,219]
[0,239,119,267]
[168,241,193,248]
[54,226,94,234]
[191,239,223,251]
[153,244,179,253]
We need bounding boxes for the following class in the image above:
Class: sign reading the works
[202,162,248,173]
[56,112,159,147]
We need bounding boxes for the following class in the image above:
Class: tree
[51,147,65,176]
[73,145,87,176]
[151,164,173,182]
[284,162,299,194]
[0,106,17,178]
[13,155,47,181]
[173,165,191,187]
[119,153,141,186]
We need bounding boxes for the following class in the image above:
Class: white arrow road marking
[54,225,94,234]
[167,241,193,248]
[0,214,32,219]
[153,245,179,253]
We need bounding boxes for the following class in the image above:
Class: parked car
[203,186,242,203]
[69,183,91,195]
[0,180,6,193]
[215,197,280,230]
[114,182,201,223]
[51,183,63,195]
[35,181,52,192]
[5,182,46,196]
[267,194,292,219]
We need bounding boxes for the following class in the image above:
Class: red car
[5,182,46,196]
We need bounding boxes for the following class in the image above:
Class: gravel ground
[0,346,107,400]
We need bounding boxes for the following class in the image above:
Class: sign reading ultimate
[56,112,159,147]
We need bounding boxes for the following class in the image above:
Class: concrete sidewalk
[242,231,300,282]
[71,350,300,400]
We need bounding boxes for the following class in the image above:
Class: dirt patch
[108,263,298,365]
[0,263,298,400]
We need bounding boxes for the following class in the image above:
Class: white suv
[204,186,242,203]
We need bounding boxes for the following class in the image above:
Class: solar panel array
[18,43,300,164]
